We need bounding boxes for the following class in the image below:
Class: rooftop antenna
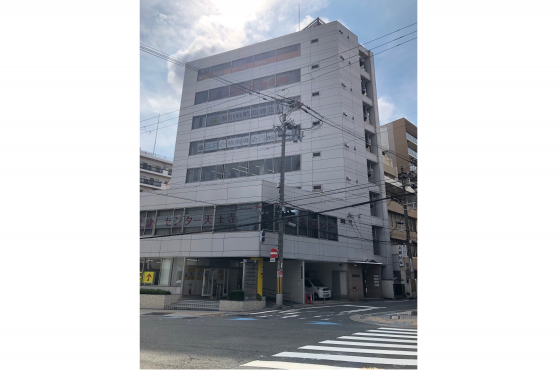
[152,113,160,155]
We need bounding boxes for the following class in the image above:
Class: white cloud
[378,96,402,123]
[142,0,331,93]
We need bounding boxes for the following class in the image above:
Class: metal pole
[276,113,287,309]
[153,113,160,155]
[400,167,416,294]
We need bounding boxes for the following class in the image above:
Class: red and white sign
[270,248,278,259]
[277,270,283,278]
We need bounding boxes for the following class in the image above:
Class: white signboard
[270,258,276,263]
[204,140,218,152]
[250,132,267,145]
[218,138,227,150]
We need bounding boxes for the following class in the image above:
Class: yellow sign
[142,271,155,284]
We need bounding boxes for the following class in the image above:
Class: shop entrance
[201,269,229,297]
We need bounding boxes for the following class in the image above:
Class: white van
[305,278,331,299]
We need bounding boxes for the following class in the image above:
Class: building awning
[348,259,383,265]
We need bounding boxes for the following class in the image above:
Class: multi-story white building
[140,150,173,192]
[140,18,396,304]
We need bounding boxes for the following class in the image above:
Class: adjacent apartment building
[379,117,417,298]
[140,18,398,304]
[140,150,173,192]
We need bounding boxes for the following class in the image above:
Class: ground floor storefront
[141,257,392,304]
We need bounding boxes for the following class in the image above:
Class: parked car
[305,278,331,299]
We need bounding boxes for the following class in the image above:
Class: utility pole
[274,99,303,309]
[399,166,416,296]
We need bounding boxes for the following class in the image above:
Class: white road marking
[280,315,299,318]
[240,360,362,369]
[273,352,417,366]
[245,310,276,315]
[299,345,417,356]
[338,336,417,343]
[313,315,322,317]
[378,327,417,332]
[353,332,417,339]
[321,340,417,349]
[338,307,386,314]
[368,329,418,336]
[342,305,376,308]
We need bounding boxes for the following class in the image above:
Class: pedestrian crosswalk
[240,326,418,369]
[239,305,386,321]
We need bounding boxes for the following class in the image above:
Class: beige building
[140,150,173,192]
[379,118,417,298]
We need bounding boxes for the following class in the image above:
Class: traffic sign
[277,270,283,278]
[270,248,278,258]
[142,271,154,283]
[270,258,276,262]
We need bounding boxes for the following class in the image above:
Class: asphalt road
[140,299,417,369]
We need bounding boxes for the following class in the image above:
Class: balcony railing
[140,178,163,187]
[140,150,173,161]
[140,162,172,175]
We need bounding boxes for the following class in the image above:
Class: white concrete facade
[140,20,392,299]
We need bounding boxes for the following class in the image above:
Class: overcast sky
[140,0,417,159]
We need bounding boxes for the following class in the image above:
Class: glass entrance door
[202,269,214,296]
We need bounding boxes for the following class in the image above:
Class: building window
[313,185,323,193]
[172,209,184,234]
[183,207,203,234]
[192,115,206,130]
[189,141,204,155]
[406,132,417,144]
[253,50,277,67]
[170,258,184,286]
[211,61,231,77]
[196,67,212,81]
[312,92,320,97]
[370,192,379,217]
[186,168,201,183]
[194,90,208,105]
[408,147,418,158]
[276,44,301,62]
[311,64,319,69]
[141,258,172,286]
[208,86,230,102]
[230,80,253,97]
[228,106,251,123]
[312,121,320,126]
[372,226,381,255]
[231,56,253,73]
[155,209,174,236]
[311,38,319,44]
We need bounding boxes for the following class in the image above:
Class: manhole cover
[144,312,174,315]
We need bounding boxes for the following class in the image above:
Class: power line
[139,26,417,131]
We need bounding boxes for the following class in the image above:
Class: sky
[140,0,417,159]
